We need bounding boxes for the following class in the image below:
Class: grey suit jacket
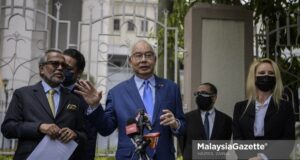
[1,82,87,160]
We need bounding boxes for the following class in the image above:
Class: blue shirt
[42,81,61,115]
[134,75,181,132]
[134,75,156,105]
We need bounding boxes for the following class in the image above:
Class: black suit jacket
[1,82,87,160]
[233,99,295,140]
[233,98,295,159]
[179,109,232,160]
[70,88,98,160]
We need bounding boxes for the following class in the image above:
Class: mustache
[46,72,65,82]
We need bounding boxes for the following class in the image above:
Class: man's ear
[39,65,43,72]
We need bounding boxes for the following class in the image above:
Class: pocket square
[66,104,78,111]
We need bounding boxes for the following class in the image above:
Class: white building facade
[0,0,181,156]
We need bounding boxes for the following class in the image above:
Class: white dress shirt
[254,95,272,137]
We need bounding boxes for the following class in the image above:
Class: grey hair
[131,39,155,55]
[39,49,63,66]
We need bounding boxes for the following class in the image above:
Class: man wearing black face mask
[178,83,232,160]
[62,49,98,160]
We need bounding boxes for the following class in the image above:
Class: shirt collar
[200,107,215,116]
[255,95,272,109]
[134,75,156,90]
[42,80,61,93]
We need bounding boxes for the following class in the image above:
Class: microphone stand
[134,110,151,160]
[134,139,150,160]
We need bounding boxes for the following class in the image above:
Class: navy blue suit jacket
[88,76,186,160]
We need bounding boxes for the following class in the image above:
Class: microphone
[143,132,160,149]
[126,118,142,145]
[142,114,152,131]
[136,109,152,131]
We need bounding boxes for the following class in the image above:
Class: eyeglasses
[131,52,155,61]
[43,61,67,69]
[193,91,215,97]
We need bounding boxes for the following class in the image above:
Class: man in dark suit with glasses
[1,49,87,160]
[179,82,232,160]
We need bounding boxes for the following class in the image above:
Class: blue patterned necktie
[143,80,154,122]
[204,112,210,140]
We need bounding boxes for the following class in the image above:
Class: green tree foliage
[243,0,299,55]
[157,0,300,88]
[156,0,242,80]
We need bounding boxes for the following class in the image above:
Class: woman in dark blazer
[233,58,295,159]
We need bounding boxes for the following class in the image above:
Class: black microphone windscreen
[136,108,145,115]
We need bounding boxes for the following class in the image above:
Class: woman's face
[255,62,276,92]
[256,62,275,77]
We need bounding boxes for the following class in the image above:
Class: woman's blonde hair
[245,58,284,109]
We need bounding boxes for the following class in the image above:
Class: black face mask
[62,70,76,86]
[196,95,213,111]
[255,75,276,92]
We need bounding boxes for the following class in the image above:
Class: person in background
[1,49,87,159]
[62,48,98,160]
[179,82,232,160]
[233,58,295,160]
[75,39,186,160]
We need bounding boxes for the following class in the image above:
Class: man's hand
[74,80,102,107]
[58,127,77,143]
[39,123,60,139]
[160,109,179,129]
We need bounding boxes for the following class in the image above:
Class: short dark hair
[200,82,217,95]
[63,49,85,72]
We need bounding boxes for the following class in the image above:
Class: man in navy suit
[75,40,186,159]
[62,48,98,160]
[1,49,87,159]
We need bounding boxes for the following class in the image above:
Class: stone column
[184,3,253,117]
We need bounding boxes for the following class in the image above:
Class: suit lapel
[264,98,277,135]
[125,77,145,112]
[56,88,70,117]
[33,82,54,118]
[264,98,277,121]
[195,110,207,139]
[152,76,164,124]
[210,110,219,139]
[245,102,256,137]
